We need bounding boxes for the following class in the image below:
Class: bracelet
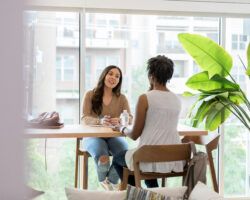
[121,126,127,134]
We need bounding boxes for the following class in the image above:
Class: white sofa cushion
[65,186,187,200]
[189,181,224,200]
[65,188,126,200]
[148,186,187,197]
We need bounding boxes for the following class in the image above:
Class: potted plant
[177,33,250,132]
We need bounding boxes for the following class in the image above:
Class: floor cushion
[188,181,224,200]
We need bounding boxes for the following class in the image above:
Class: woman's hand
[100,116,120,126]
[109,117,120,126]
[100,115,112,126]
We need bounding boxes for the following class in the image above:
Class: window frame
[24,7,250,198]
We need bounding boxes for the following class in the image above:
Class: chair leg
[207,150,219,193]
[121,168,129,190]
[134,166,141,188]
[82,153,88,189]
[161,178,165,187]
[74,154,79,188]
[74,139,80,188]
[135,178,141,188]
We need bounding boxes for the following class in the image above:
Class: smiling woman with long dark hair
[81,65,132,190]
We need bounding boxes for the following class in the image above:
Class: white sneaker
[100,179,113,191]
[111,183,121,191]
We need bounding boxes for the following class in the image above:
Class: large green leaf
[210,75,240,90]
[186,71,239,91]
[228,92,245,105]
[178,33,232,77]
[201,92,229,102]
[247,43,250,76]
[192,100,216,127]
[182,91,196,97]
[199,88,239,95]
[199,91,243,105]
[205,102,232,131]
[186,71,221,90]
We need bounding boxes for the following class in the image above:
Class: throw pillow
[147,186,187,197]
[188,181,224,200]
[126,185,184,200]
[65,187,126,200]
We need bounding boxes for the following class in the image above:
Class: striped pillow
[126,185,183,200]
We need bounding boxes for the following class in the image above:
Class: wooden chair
[121,143,192,190]
[74,138,112,189]
[74,138,90,189]
[181,134,220,193]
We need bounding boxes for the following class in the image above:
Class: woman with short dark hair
[112,55,183,188]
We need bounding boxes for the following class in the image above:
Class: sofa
[65,181,225,200]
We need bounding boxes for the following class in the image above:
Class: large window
[223,18,250,197]
[24,10,250,200]
[23,11,79,122]
[24,11,80,199]
[84,14,219,113]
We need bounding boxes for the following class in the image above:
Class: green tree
[131,64,148,110]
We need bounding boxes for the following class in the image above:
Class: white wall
[0,0,24,199]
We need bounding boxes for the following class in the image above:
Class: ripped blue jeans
[82,137,128,184]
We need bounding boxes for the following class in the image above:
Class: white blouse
[125,90,183,173]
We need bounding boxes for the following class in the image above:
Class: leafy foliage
[178,33,232,78]
[178,33,250,131]
[247,44,250,76]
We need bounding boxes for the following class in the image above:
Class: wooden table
[25,124,207,138]
[25,124,208,189]
[25,125,120,138]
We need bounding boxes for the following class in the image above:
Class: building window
[56,55,75,81]
[232,34,248,50]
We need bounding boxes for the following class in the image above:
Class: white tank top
[125,90,183,173]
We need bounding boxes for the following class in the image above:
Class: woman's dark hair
[147,55,174,85]
[92,65,122,115]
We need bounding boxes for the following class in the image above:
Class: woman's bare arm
[123,94,148,140]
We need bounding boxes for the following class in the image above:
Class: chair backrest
[133,143,192,166]
[182,134,220,153]
[182,134,220,193]
[131,143,192,188]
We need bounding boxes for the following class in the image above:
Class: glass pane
[64,55,74,69]
[64,69,74,81]
[23,11,80,200]
[23,11,79,120]
[224,18,250,198]
[84,12,220,189]
[85,13,219,117]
